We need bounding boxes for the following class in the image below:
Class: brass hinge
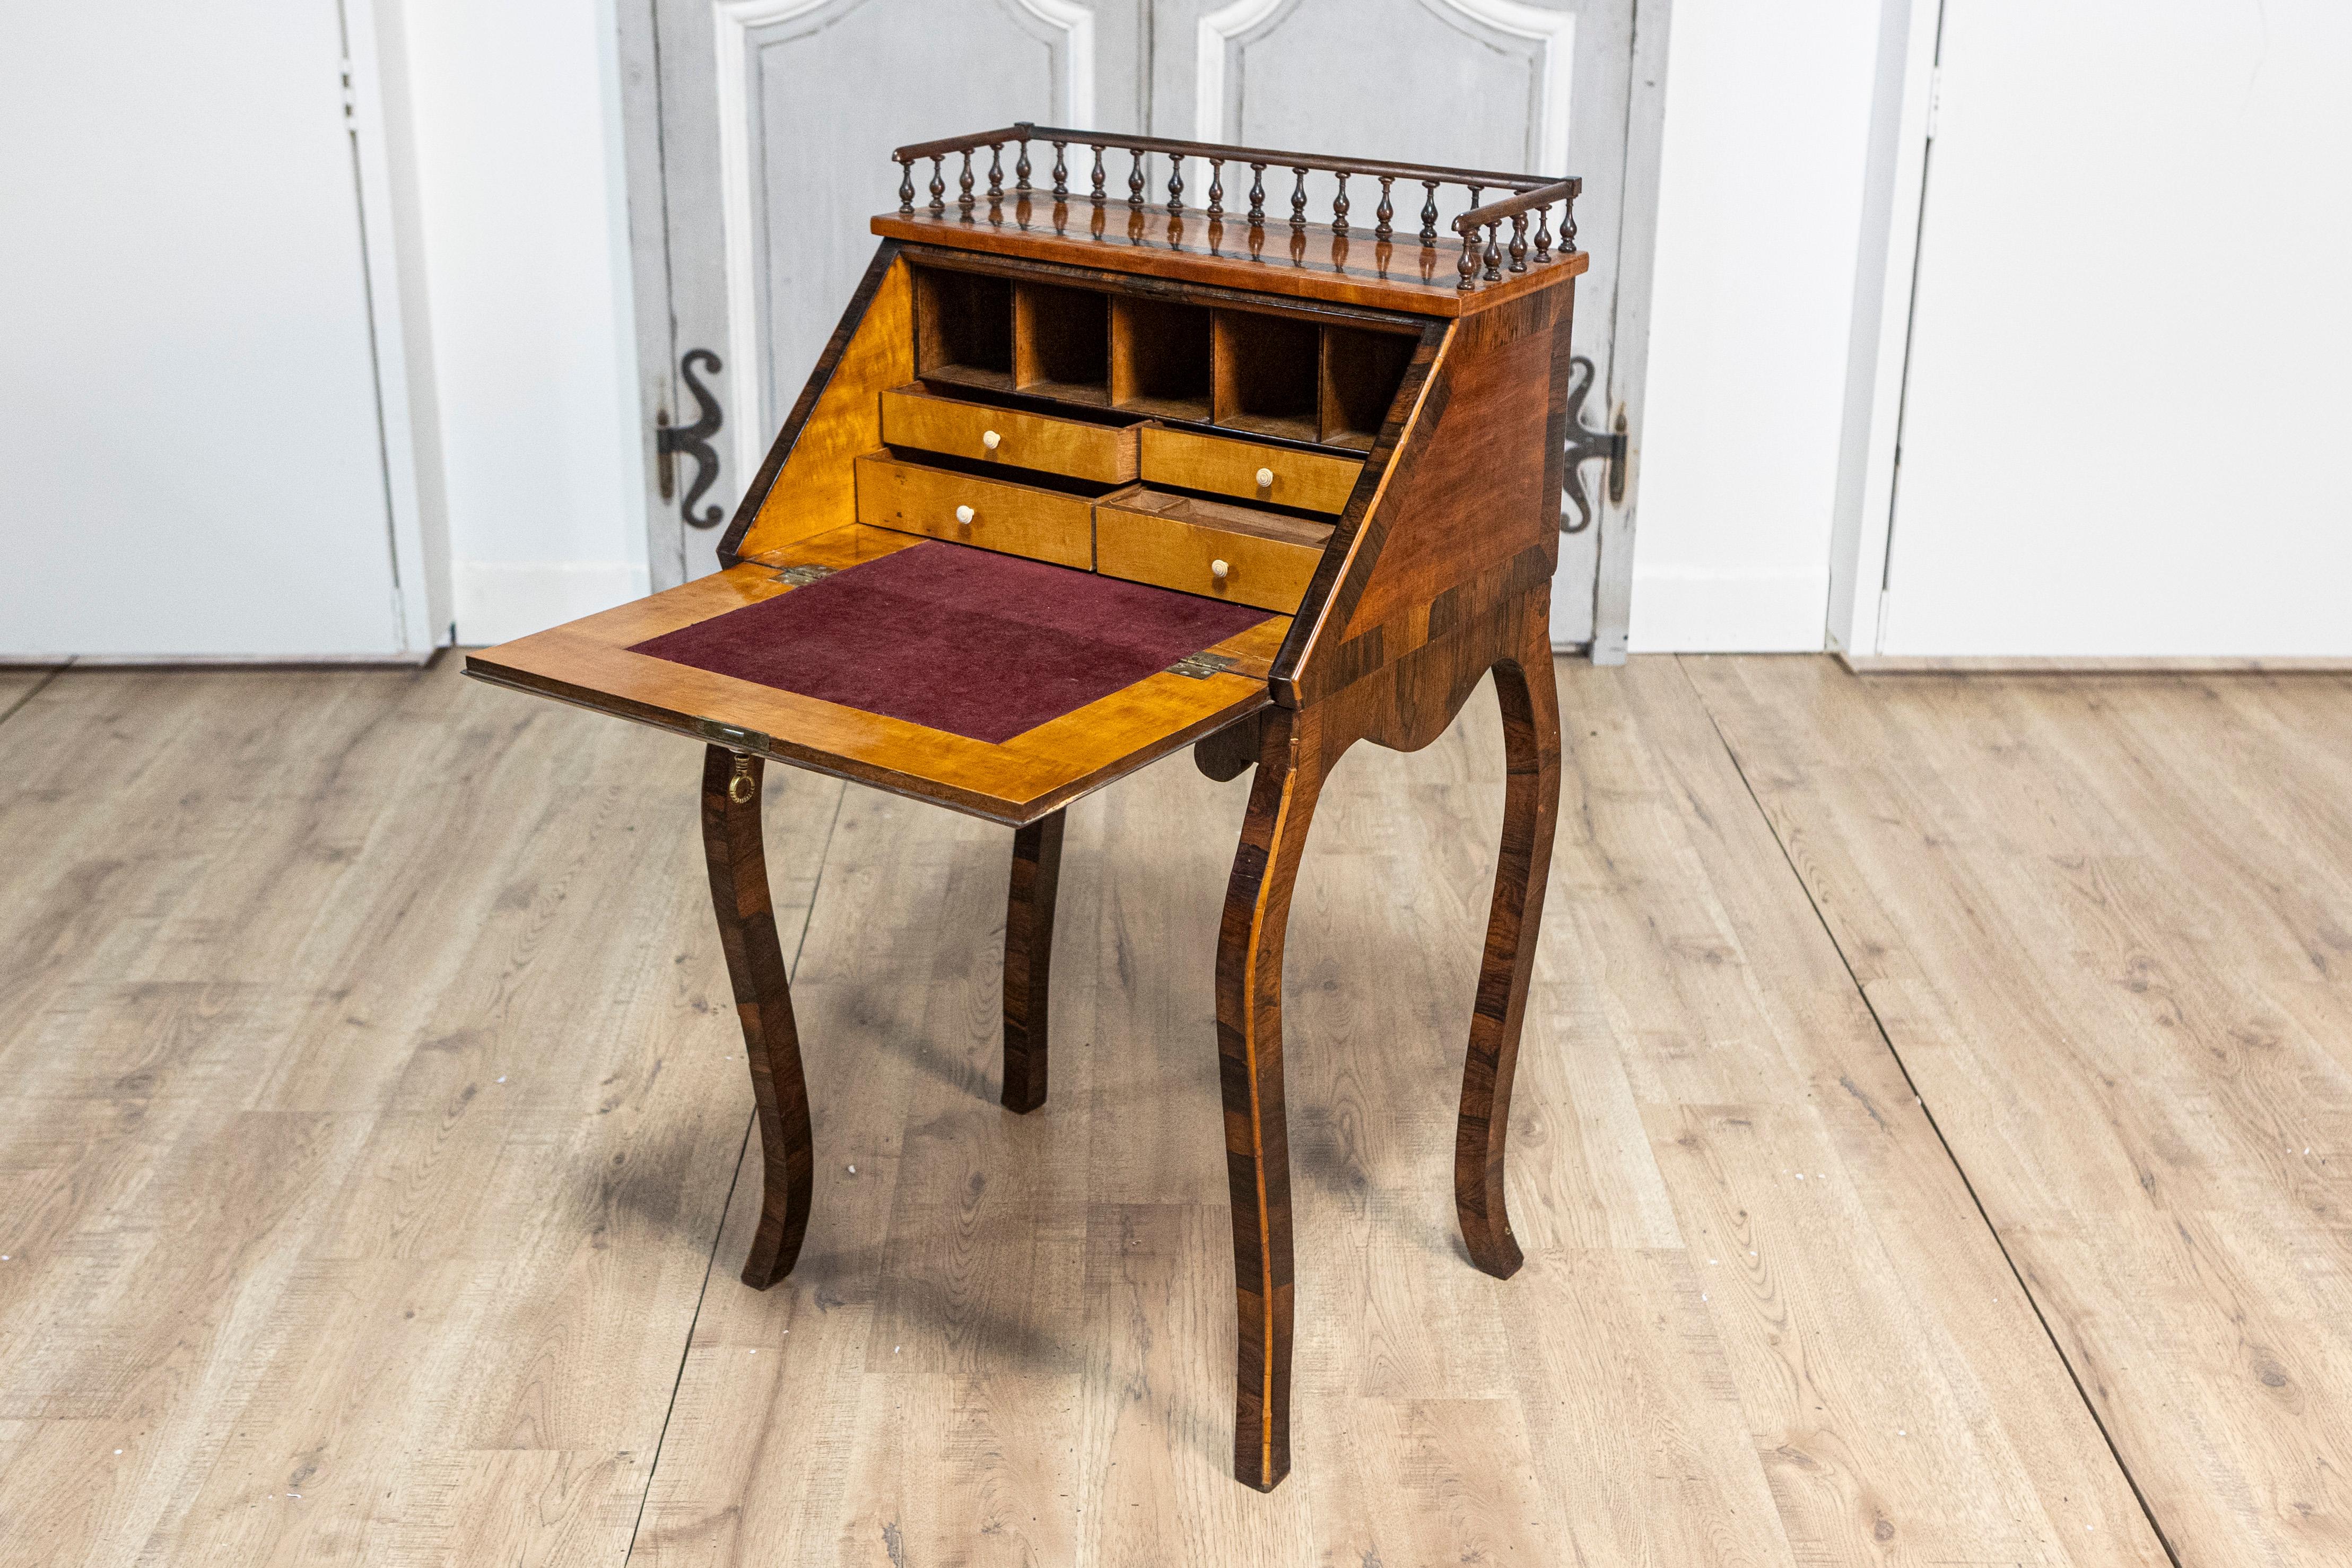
[694,718,771,751]
[1166,651,1238,680]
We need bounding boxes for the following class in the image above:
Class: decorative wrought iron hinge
[657,348,726,528]
[1561,354,1627,535]
[1166,651,1237,680]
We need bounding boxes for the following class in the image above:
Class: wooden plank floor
[1692,658,2352,1568]
[0,654,2333,1564]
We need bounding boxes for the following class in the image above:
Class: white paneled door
[1870,1,2352,659]
[0,0,433,660]
[621,0,1662,654]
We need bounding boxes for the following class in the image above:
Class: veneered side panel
[1267,321,1452,704]
[1338,289,1564,640]
[1275,282,1573,706]
[721,244,915,564]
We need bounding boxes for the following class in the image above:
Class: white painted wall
[1626,0,1885,652]
[395,0,648,646]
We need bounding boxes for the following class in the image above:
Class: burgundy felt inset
[629,542,1273,744]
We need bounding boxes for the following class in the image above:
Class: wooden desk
[468,125,1583,1492]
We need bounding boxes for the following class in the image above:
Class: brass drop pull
[728,754,756,804]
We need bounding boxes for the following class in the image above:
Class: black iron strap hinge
[657,348,726,528]
[1560,354,1627,535]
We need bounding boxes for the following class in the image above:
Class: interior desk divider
[915,258,1417,454]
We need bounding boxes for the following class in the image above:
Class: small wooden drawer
[1094,487,1332,613]
[853,452,1094,569]
[882,384,1139,484]
[1139,426,1362,515]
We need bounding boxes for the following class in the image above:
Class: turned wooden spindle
[928,156,945,215]
[1168,152,1184,213]
[896,158,914,214]
[1483,221,1503,282]
[1051,140,1068,199]
[1533,204,1552,263]
[1128,148,1146,207]
[1288,167,1308,227]
[1248,163,1267,225]
[1458,222,1479,290]
[1331,170,1350,234]
[1563,199,1578,254]
[1015,137,1031,193]
[1375,176,1395,240]
[1090,144,1107,203]
[1207,158,1225,217]
[957,150,975,215]
[1419,180,1440,243]
[987,142,1004,203]
[1509,212,1528,272]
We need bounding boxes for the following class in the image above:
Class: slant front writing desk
[468,125,1584,1492]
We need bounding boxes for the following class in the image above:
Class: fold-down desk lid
[464,524,1280,825]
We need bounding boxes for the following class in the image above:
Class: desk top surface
[467,525,1283,825]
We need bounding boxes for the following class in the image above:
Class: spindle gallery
[467,124,1586,1492]
[886,122,1578,297]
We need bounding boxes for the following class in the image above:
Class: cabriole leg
[1215,708,1325,1492]
[1000,808,1065,1113]
[700,746,815,1289]
[1453,626,1562,1279]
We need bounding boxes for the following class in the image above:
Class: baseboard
[1840,652,2352,674]
[0,652,435,668]
[455,560,651,647]
[1626,568,1831,654]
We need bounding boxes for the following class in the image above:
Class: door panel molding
[711,0,1099,486]
[1195,0,1574,175]
[712,0,830,491]
[1193,0,1282,141]
[1188,0,1633,656]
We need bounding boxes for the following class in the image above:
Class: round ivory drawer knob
[1255,466,1275,488]
[1210,558,1230,580]
[981,429,1002,451]
[954,504,975,525]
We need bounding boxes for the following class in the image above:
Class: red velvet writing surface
[628,542,1272,744]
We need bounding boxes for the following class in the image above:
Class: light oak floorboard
[0,655,2195,1564]
[635,657,2161,1566]
[1689,655,2352,1568]
[0,663,840,1565]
